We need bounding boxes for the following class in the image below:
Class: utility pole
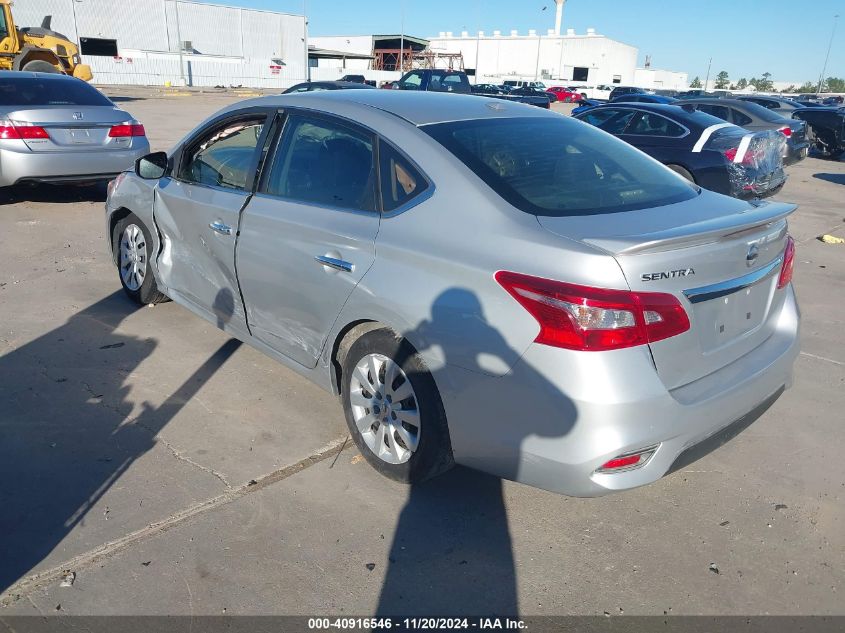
[398,1,405,73]
[534,32,541,81]
[303,0,310,81]
[703,57,712,91]
[817,14,839,94]
[174,0,186,86]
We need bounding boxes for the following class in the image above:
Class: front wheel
[341,328,453,483]
[112,213,168,305]
[22,60,60,73]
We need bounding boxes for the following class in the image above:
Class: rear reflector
[495,271,690,352]
[777,236,795,289]
[109,123,146,137]
[597,446,658,473]
[0,120,50,140]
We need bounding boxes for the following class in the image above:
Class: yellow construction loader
[0,0,92,80]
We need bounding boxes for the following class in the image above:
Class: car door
[236,111,380,368]
[153,110,271,330]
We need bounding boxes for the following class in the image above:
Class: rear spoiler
[584,201,797,256]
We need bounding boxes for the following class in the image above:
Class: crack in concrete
[147,428,233,490]
[0,435,350,607]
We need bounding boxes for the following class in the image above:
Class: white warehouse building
[428,28,687,91]
[12,0,307,88]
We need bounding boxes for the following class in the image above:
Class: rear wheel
[666,164,695,183]
[341,328,453,483]
[112,213,168,305]
[21,60,60,74]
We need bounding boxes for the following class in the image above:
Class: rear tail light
[778,126,792,138]
[596,445,658,473]
[109,123,146,137]
[495,271,690,352]
[777,236,795,289]
[0,120,50,140]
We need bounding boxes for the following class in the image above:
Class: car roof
[577,102,728,131]
[0,72,80,83]
[240,90,554,126]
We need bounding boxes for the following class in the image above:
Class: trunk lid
[5,106,136,153]
[538,193,797,389]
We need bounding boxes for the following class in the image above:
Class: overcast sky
[203,0,842,84]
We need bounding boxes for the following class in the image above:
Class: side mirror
[135,151,169,180]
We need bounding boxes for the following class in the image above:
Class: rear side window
[0,78,112,106]
[379,142,428,212]
[731,109,753,126]
[626,112,686,137]
[423,117,697,217]
[263,114,376,212]
[579,109,618,127]
[600,110,636,134]
[398,72,424,91]
[736,100,786,123]
[696,103,730,121]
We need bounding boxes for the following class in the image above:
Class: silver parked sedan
[105,91,799,496]
[0,73,149,188]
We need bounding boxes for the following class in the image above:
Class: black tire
[341,328,453,484]
[22,60,60,74]
[666,164,696,183]
[112,213,168,305]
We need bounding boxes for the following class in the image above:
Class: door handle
[209,221,233,236]
[315,255,354,273]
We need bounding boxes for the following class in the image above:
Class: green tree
[736,77,748,90]
[714,70,730,89]
[797,81,816,92]
[824,77,845,92]
[748,77,759,90]
[690,76,702,88]
[757,72,774,91]
[781,85,796,94]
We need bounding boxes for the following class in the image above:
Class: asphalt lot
[1,88,843,617]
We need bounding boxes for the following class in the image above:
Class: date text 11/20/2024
[308,618,527,630]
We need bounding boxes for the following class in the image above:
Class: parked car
[510,86,556,102]
[573,103,787,198]
[676,89,716,99]
[283,81,376,94]
[680,98,810,165]
[822,96,844,106]
[0,72,150,189]
[546,86,583,102]
[735,95,805,114]
[472,83,506,95]
[611,94,678,104]
[571,98,606,115]
[571,84,613,100]
[395,70,550,108]
[792,106,845,158]
[502,80,547,90]
[608,86,651,100]
[792,100,830,108]
[339,74,366,83]
[107,90,799,496]
[380,81,395,90]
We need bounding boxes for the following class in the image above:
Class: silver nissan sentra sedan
[0,73,149,188]
[105,90,799,496]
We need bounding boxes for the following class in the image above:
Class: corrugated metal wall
[11,0,306,87]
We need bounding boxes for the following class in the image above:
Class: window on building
[573,67,589,82]
[80,38,119,57]
[612,75,622,84]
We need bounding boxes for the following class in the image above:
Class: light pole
[174,0,186,85]
[817,14,839,94]
[703,57,712,91]
[398,0,405,72]
[303,0,310,81]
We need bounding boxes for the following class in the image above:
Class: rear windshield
[733,100,787,123]
[0,79,113,107]
[423,116,697,217]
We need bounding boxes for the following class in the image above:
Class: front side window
[263,114,376,212]
[696,104,729,121]
[599,110,636,134]
[625,112,686,137]
[379,142,428,212]
[423,116,697,217]
[398,72,424,91]
[579,108,619,127]
[179,118,264,190]
[0,9,8,36]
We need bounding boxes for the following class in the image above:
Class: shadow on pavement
[813,173,845,186]
[0,289,240,594]
[375,288,578,616]
[0,183,108,206]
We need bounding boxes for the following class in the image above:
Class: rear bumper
[441,285,800,497]
[0,142,149,187]
[783,140,810,166]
